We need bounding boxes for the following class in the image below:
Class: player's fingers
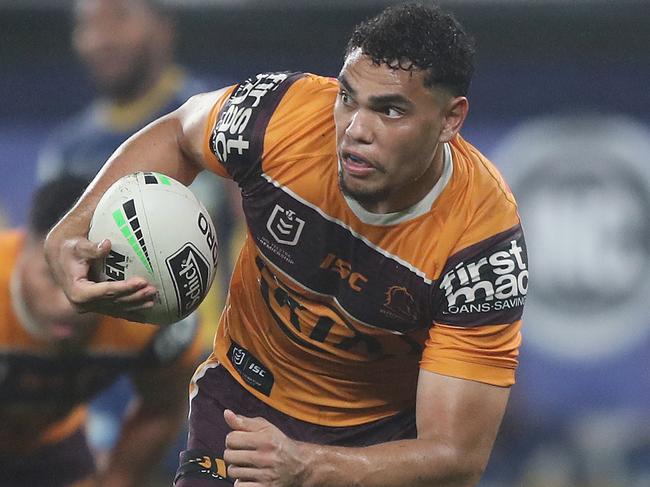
[86,277,151,298]
[233,480,263,487]
[68,278,150,311]
[224,409,243,430]
[67,237,111,261]
[227,465,262,482]
[112,285,158,304]
[224,410,269,433]
[103,284,157,314]
[224,431,262,451]
[223,449,258,468]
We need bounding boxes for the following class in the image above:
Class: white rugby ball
[88,172,218,325]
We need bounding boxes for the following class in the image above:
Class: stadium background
[1,0,649,485]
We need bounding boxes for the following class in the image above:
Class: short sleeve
[422,223,528,387]
[420,321,521,387]
[202,72,307,184]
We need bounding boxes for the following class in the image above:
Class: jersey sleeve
[421,169,528,387]
[201,72,336,186]
[202,85,237,178]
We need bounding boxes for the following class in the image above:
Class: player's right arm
[44,88,229,320]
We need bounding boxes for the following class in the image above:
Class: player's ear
[439,96,468,143]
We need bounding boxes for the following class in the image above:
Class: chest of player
[241,171,440,336]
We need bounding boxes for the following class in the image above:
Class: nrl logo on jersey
[266,204,305,246]
[440,237,528,315]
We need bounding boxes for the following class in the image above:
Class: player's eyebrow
[338,75,413,109]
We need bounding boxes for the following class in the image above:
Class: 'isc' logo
[320,253,368,291]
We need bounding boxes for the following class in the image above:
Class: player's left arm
[223,369,509,487]
[98,315,204,487]
[97,363,194,487]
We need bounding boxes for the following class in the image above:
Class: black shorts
[175,362,416,486]
[0,429,95,487]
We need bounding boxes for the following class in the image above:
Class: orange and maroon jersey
[199,73,527,426]
[0,231,203,452]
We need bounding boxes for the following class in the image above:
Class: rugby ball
[88,172,218,325]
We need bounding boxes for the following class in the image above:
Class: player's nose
[345,109,375,144]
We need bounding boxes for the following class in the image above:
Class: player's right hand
[44,234,158,319]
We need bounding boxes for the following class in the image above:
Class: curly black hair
[345,2,475,96]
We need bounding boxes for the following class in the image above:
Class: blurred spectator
[35,0,241,469]
[0,176,203,487]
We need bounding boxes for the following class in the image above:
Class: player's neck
[342,142,453,226]
[362,143,446,215]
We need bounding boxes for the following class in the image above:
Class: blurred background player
[37,0,240,305]
[35,0,241,466]
[0,176,203,487]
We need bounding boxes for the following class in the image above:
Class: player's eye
[339,90,352,105]
[382,106,404,118]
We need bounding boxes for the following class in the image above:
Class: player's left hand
[224,409,308,487]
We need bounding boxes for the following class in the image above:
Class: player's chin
[339,174,385,205]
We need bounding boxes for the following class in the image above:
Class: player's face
[18,239,99,347]
[73,0,170,99]
[334,49,464,214]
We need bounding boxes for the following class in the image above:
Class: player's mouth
[340,151,378,177]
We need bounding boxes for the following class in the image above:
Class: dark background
[2,0,649,221]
